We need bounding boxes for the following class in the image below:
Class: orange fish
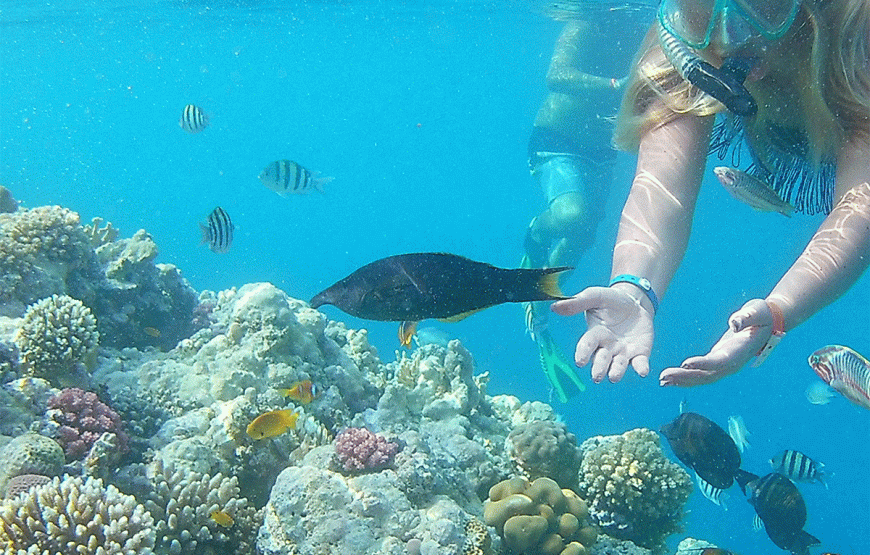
[246,409,299,439]
[277,380,320,404]
[210,510,234,528]
[398,321,418,348]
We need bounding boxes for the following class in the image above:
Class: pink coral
[47,388,128,460]
[334,427,399,473]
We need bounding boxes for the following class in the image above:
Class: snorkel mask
[657,0,801,117]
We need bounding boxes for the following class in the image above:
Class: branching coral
[15,294,99,384]
[484,476,596,555]
[143,458,260,554]
[576,428,692,551]
[47,387,128,461]
[0,475,156,554]
[508,420,581,489]
[333,427,399,474]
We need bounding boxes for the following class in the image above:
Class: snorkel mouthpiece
[658,23,758,117]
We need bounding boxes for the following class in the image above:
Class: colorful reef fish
[769,450,827,488]
[713,166,794,216]
[736,470,820,555]
[200,206,234,253]
[179,104,209,133]
[209,510,234,528]
[398,320,417,348]
[277,380,320,405]
[246,409,299,439]
[310,252,570,322]
[808,345,870,410]
[258,159,333,196]
[661,412,741,490]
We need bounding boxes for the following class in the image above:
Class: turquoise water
[2,0,867,553]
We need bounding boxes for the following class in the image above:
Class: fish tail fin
[794,530,821,553]
[537,266,573,299]
[199,222,209,245]
[735,468,758,495]
[312,174,334,193]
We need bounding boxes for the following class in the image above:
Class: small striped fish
[695,471,727,509]
[727,415,750,454]
[179,104,209,133]
[808,345,870,410]
[769,450,827,488]
[200,206,233,253]
[713,167,794,217]
[258,160,333,196]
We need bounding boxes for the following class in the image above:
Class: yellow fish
[246,409,299,439]
[398,320,418,348]
[277,380,320,404]
[210,510,234,528]
[143,327,161,338]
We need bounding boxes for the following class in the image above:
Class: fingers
[659,365,715,387]
[729,299,771,332]
[591,347,613,384]
[575,326,611,368]
[551,287,609,316]
[631,354,650,378]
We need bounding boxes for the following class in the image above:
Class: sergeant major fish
[769,450,827,488]
[200,207,234,253]
[713,167,794,217]
[310,252,571,322]
[808,345,870,410]
[259,159,333,196]
[179,104,209,133]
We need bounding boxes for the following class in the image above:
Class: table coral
[15,294,99,384]
[576,428,692,551]
[334,426,399,473]
[484,476,596,555]
[509,419,581,489]
[47,387,128,461]
[0,475,156,554]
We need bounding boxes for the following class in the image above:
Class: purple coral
[47,388,128,460]
[334,427,399,473]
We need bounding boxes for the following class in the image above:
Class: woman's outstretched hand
[659,298,775,386]
[551,286,654,384]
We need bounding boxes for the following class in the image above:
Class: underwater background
[1,0,868,553]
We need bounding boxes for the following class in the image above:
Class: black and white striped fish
[769,450,827,488]
[808,344,870,410]
[695,471,727,509]
[179,104,209,133]
[258,159,333,196]
[200,207,233,253]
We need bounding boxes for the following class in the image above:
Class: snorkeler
[552,0,870,387]
[522,15,648,402]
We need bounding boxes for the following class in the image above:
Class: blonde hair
[613,0,870,164]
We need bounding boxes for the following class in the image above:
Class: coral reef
[0,432,65,495]
[334,427,399,474]
[46,387,128,460]
[508,419,581,489]
[0,185,16,213]
[484,476,596,555]
[3,473,51,499]
[15,294,99,385]
[576,428,692,551]
[0,475,156,554]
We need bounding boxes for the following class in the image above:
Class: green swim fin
[536,327,586,403]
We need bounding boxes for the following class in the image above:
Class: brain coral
[508,420,581,489]
[0,475,156,554]
[576,428,692,551]
[15,294,99,384]
[0,432,65,495]
[484,476,597,555]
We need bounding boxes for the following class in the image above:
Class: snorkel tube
[657,22,758,117]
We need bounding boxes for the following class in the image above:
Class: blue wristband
[609,274,659,314]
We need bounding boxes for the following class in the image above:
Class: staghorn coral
[508,419,581,489]
[15,294,99,385]
[577,428,692,552]
[0,474,156,554]
[82,216,119,247]
[0,432,65,495]
[484,476,596,555]
[47,387,128,461]
[333,427,399,474]
[143,457,260,554]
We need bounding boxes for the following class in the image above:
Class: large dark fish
[310,252,570,322]
[736,471,820,555]
[660,412,741,490]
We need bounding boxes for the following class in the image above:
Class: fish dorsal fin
[438,309,483,323]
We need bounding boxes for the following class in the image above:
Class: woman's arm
[768,138,870,330]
